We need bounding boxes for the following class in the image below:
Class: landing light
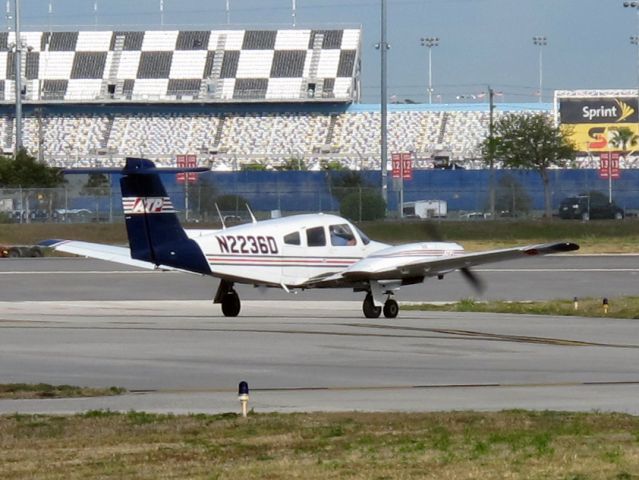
[238,381,249,418]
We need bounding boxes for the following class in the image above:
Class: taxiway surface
[1,255,638,302]
[1,295,639,414]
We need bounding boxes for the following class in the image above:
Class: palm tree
[608,126,639,154]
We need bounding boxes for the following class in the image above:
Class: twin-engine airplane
[42,158,579,318]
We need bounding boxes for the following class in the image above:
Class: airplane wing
[307,241,579,285]
[39,239,177,271]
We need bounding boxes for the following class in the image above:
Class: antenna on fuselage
[246,203,257,224]
[215,203,226,230]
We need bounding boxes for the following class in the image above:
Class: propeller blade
[460,267,485,294]
[421,221,444,242]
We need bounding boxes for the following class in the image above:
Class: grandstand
[0,29,360,103]
[0,29,626,171]
[4,103,554,170]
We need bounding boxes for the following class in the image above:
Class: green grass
[0,384,125,399]
[403,296,639,319]
[4,219,639,253]
[0,223,129,246]
[361,219,639,252]
[2,410,639,479]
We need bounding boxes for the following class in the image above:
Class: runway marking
[2,322,637,349]
[130,380,639,395]
[352,324,613,347]
[347,323,639,348]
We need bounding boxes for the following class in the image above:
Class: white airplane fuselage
[187,213,464,288]
[42,158,579,319]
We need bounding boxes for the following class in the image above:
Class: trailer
[402,200,448,219]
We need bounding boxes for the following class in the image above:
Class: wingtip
[524,242,580,256]
[557,242,580,252]
[38,239,66,248]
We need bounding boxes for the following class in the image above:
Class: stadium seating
[4,107,562,170]
[0,28,624,170]
[8,104,625,170]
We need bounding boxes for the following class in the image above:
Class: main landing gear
[215,280,241,317]
[221,289,241,317]
[362,293,399,319]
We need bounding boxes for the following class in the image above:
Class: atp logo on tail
[122,197,176,214]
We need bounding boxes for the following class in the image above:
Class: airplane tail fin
[120,157,211,274]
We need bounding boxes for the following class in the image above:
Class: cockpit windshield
[354,225,371,245]
[329,224,357,246]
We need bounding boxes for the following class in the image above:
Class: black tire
[383,299,399,318]
[7,248,20,258]
[221,291,241,317]
[29,247,43,257]
[363,293,381,319]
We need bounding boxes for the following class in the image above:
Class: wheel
[614,211,624,220]
[581,211,590,221]
[29,247,43,257]
[383,299,399,318]
[7,248,20,258]
[221,291,241,317]
[363,293,381,319]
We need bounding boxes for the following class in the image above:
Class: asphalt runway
[1,255,639,414]
[2,299,639,413]
[1,254,639,302]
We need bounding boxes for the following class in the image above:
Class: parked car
[459,211,491,220]
[559,192,624,220]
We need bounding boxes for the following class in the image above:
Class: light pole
[420,36,439,104]
[631,34,639,145]
[626,2,639,136]
[292,0,296,26]
[532,35,547,103]
[10,0,23,155]
[631,35,639,95]
[376,0,390,204]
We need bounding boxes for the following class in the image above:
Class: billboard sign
[559,97,638,124]
[391,152,413,180]
[559,96,638,153]
[599,152,620,180]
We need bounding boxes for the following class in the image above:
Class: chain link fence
[2,169,638,224]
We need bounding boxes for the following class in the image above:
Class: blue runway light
[238,381,249,396]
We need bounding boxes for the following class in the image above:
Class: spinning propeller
[421,221,485,294]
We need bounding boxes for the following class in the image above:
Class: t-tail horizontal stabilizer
[120,157,211,275]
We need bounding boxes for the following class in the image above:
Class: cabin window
[284,231,301,245]
[329,224,356,246]
[306,226,326,247]
[354,225,371,245]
